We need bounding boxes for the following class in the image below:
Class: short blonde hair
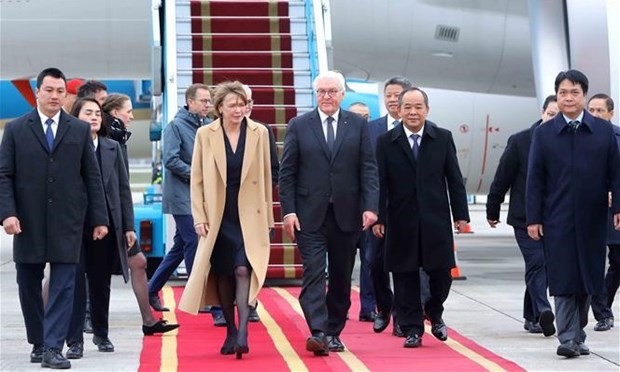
[212,81,247,118]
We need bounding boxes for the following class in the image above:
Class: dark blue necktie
[568,120,580,132]
[411,134,420,159]
[326,116,335,152]
[45,118,54,150]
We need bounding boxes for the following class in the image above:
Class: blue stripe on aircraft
[0,80,150,120]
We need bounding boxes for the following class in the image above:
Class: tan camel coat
[178,118,274,315]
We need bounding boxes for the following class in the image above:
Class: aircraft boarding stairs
[173,0,317,279]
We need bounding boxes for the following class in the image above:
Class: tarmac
[1,204,619,371]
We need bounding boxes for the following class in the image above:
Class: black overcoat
[526,111,620,296]
[376,122,469,272]
[97,136,135,282]
[0,110,108,264]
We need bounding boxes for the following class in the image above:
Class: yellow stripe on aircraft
[272,287,370,372]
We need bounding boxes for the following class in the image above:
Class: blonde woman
[179,81,273,359]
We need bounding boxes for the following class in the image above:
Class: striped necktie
[568,120,580,132]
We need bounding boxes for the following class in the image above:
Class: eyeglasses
[316,89,340,97]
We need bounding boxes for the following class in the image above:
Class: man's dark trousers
[148,214,197,296]
[297,205,358,336]
[17,262,77,350]
[365,231,393,315]
[514,227,551,322]
[591,244,620,320]
[359,234,376,315]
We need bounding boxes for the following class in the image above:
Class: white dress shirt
[37,108,61,137]
[318,109,340,141]
[402,123,425,148]
[387,115,400,132]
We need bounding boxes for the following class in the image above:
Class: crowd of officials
[0,66,618,369]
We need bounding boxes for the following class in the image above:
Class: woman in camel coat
[178,81,273,359]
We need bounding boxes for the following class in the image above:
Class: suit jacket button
[252,180,257,184]
[49,158,54,162]
[257,209,261,214]
[48,177,54,183]
[48,198,53,203]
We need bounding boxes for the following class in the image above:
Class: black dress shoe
[92,335,115,352]
[30,344,44,363]
[373,310,391,333]
[66,342,83,359]
[528,322,543,334]
[249,303,261,322]
[359,311,377,322]
[431,320,448,341]
[143,319,180,336]
[212,311,226,327]
[557,341,580,358]
[523,319,533,331]
[593,317,614,331]
[41,348,71,369]
[404,334,422,348]
[538,310,556,337]
[306,332,329,356]
[149,294,170,312]
[83,317,93,334]
[327,335,345,352]
[577,342,590,355]
[392,323,405,337]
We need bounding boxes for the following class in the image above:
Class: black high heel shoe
[234,344,249,359]
[220,336,236,355]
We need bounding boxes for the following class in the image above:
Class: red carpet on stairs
[139,286,524,371]
[189,0,302,278]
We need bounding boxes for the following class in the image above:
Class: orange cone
[451,243,466,280]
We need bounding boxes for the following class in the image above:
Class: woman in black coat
[64,99,177,359]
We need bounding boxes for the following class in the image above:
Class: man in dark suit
[279,70,379,355]
[486,95,558,335]
[373,87,469,348]
[587,93,619,332]
[367,76,412,336]
[527,70,620,358]
[0,67,109,369]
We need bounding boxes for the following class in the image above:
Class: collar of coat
[204,117,261,186]
[551,110,595,134]
[27,109,74,153]
[390,119,438,142]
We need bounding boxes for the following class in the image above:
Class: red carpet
[191,1,290,18]
[139,286,524,371]
[192,52,294,69]
[189,0,302,278]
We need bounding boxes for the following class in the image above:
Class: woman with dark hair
[178,81,274,359]
[64,99,177,359]
[102,93,133,172]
